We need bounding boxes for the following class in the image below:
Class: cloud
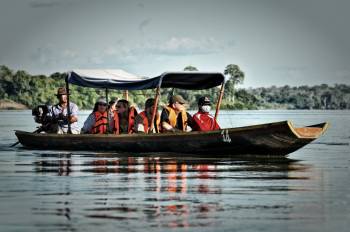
[62,49,77,58]
[31,44,81,67]
[26,36,226,74]
[336,69,350,81]
[137,2,145,9]
[273,66,308,71]
[28,0,74,8]
[101,37,224,59]
[29,1,60,8]
[143,37,222,56]
[273,66,308,81]
[139,18,152,33]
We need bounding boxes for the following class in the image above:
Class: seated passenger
[160,95,193,132]
[81,98,114,134]
[50,87,79,134]
[134,98,160,134]
[108,97,119,114]
[113,99,138,134]
[192,97,220,131]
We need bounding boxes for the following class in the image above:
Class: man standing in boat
[160,95,193,132]
[113,99,138,134]
[81,97,114,134]
[134,98,160,134]
[50,87,79,134]
[192,96,220,131]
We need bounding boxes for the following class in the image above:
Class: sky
[0,0,349,87]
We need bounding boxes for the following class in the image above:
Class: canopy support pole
[65,77,72,134]
[105,88,110,134]
[123,90,129,101]
[149,86,161,134]
[214,82,225,120]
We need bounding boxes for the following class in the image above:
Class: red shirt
[192,111,220,131]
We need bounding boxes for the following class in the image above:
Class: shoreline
[0,100,28,110]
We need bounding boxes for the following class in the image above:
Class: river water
[0,110,349,232]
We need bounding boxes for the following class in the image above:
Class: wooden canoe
[15,120,328,156]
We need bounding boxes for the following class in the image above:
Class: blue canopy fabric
[67,70,225,90]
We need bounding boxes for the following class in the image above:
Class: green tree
[183,65,198,71]
[224,64,245,103]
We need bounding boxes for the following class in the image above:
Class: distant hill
[1,65,349,110]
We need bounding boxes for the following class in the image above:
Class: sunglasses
[98,103,107,106]
[177,102,185,105]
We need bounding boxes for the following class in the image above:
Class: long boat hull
[15,121,328,156]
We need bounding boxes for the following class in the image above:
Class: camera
[32,105,59,133]
[32,105,51,124]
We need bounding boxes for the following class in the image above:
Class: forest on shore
[0,65,349,110]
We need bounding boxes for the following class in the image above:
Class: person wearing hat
[81,97,114,134]
[49,87,79,134]
[192,96,220,131]
[160,95,194,132]
[134,98,160,133]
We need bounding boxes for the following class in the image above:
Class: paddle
[10,127,42,147]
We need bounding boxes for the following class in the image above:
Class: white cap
[96,97,107,104]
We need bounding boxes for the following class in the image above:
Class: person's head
[94,97,108,113]
[169,95,187,112]
[145,98,155,114]
[198,96,211,113]
[116,99,129,114]
[56,87,68,104]
[108,97,119,111]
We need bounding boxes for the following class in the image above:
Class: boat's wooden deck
[294,127,325,138]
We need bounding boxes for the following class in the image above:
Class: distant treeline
[244,85,350,110]
[0,65,349,110]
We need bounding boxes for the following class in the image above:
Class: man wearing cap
[192,96,220,131]
[49,87,79,134]
[160,95,194,132]
[134,98,160,134]
[81,97,114,134]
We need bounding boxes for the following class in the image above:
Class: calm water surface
[0,110,349,232]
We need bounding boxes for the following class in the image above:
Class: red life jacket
[192,111,220,131]
[138,111,160,133]
[113,107,137,134]
[91,111,108,134]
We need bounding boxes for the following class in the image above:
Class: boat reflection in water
[30,152,309,229]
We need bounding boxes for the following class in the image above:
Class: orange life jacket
[139,111,160,133]
[163,106,188,131]
[113,107,137,134]
[91,111,108,134]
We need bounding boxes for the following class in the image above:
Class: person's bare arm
[162,121,173,131]
[69,104,79,123]
[134,115,145,133]
[69,116,78,123]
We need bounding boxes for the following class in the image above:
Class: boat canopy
[67,69,225,90]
